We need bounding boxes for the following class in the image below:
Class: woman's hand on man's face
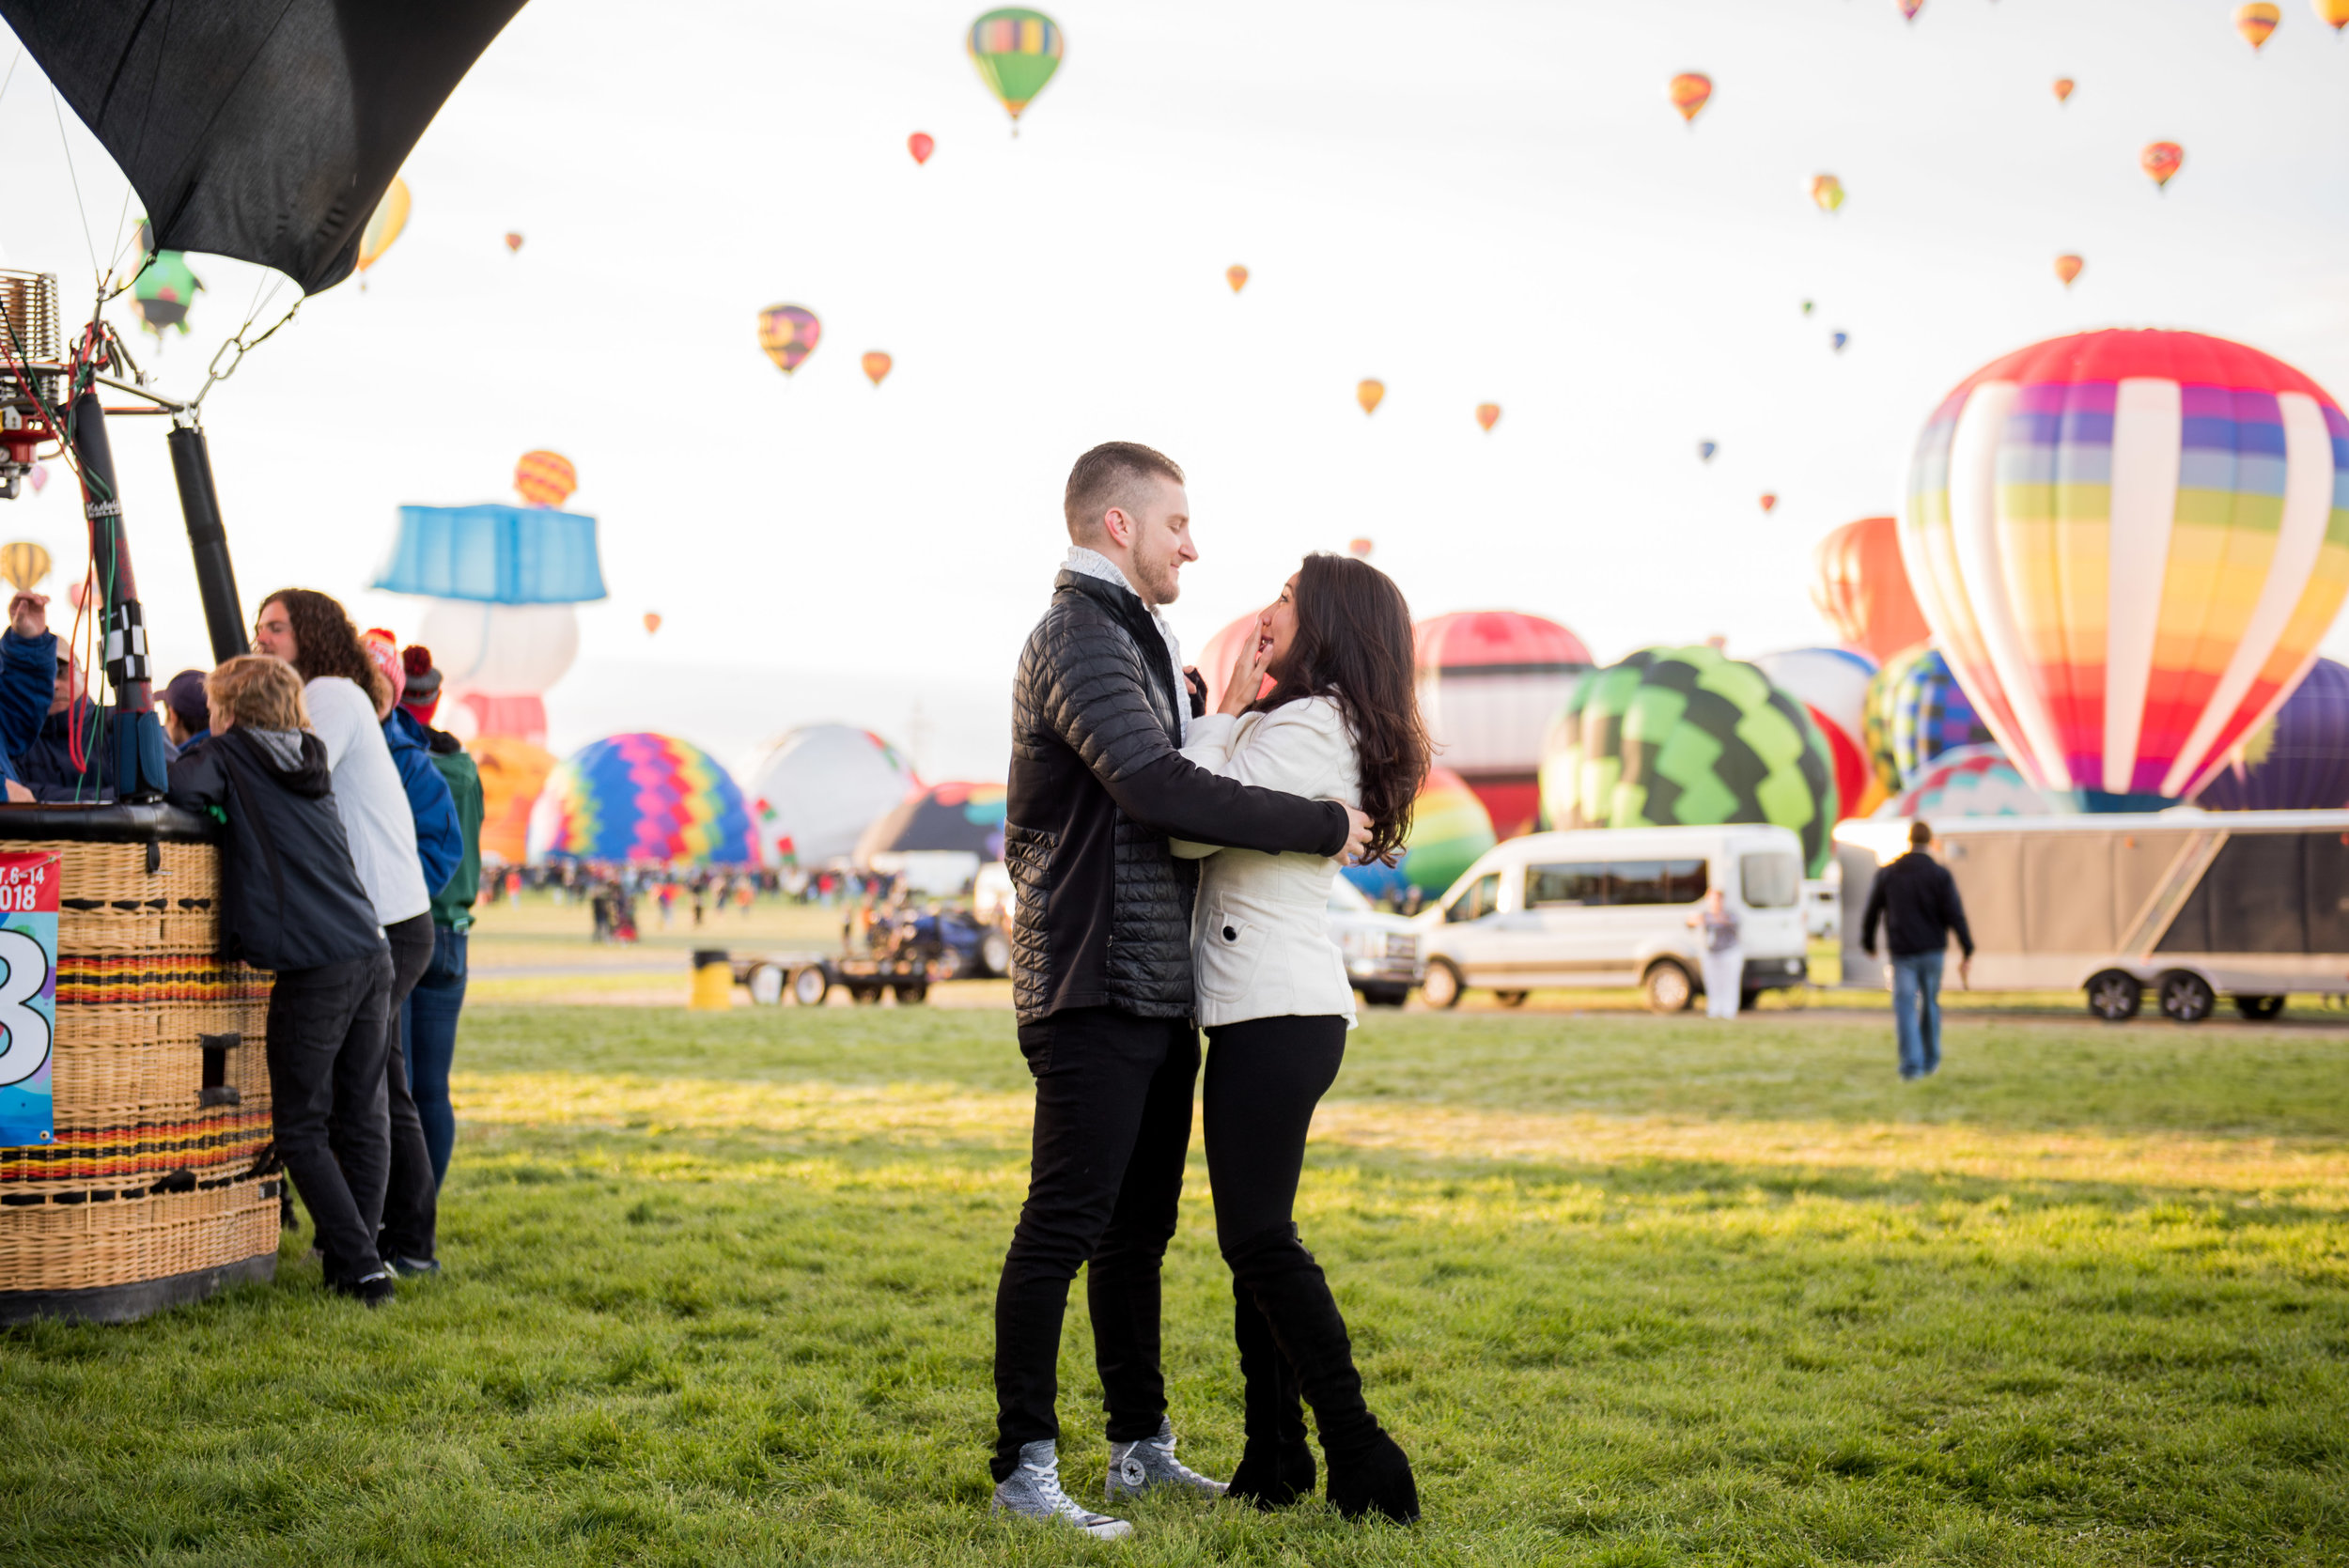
[1219,614,1271,717]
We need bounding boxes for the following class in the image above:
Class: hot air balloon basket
[0,822,280,1323]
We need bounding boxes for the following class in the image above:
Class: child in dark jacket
[166,656,400,1306]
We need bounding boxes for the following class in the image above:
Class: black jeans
[378,912,439,1261]
[266,949,396,1286]
[1202,1015,1347,1254]
[992,1006,1199,1482]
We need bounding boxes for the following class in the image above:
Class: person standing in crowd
[1859,819,1975,1080]
[165,657,397,1304]
[1687,886,1743,1020]
[161,669,212,754]
[0,591,102,800]
[252,590,444,1275]
[392,644,483,1193]
[989,442,1371,1541]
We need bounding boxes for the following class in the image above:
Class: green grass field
[8,1001,2348,1565]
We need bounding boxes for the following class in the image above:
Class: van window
[1740,852,1801,909]
[1529,860,1707,907]
[1446,872,1501,924]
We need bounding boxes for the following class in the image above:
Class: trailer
[1835,809,2349,1022]
[728,952,956,1007]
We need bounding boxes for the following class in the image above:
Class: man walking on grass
[1859,818,1974,1080]
[990,442,1371,1540]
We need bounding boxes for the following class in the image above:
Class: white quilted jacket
[1170,696,1360,1028]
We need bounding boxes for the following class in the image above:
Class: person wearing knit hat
[390,640,482,1199]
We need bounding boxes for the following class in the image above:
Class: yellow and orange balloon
[1357,380,1385,416]
[643,612,662,636]
[1667,73,1711,124]
[862,351,894,387]
[1475,404,1501,433]
[2055,254,2084,287]
[2142,141,2185,190]
[514,450,578,508]
[2235,2,2280,48]
[1809,174,1844,213]
[1225,264,1249,293]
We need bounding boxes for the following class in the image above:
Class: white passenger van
[1415,825,1812,1012]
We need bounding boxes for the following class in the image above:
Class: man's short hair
[1909,819,1934,847]
[1064,442,1184,544]
[207,655,310,732]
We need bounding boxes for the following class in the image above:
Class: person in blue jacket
[0,592,102,800]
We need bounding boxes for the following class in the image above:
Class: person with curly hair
[253,589,442,1277]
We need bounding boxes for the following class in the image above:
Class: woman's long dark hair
[259,587,391,710]
[1248,553,1430,862]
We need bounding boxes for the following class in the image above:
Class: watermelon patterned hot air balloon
[1752,647,1880,820]
[1417,611,1594,837]
[1862,644,1996,795]
[513,450,577,508]
[1875,745,2052,820]
[2195,657,2349,810]
[1902,329,2349,811]
[1812,515,1932,662]
[527,734,756,865]
[758,304,822,376]
[1538,647,1840,876]
[968,8,1063,134]
[1342,766,1497,903]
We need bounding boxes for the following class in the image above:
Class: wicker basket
[0,812,281,1323]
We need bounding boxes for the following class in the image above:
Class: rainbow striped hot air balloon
[969,9,1063,133]
[1902,330,2349,812]
[527,734,756,865]
[1343,766,1497,903]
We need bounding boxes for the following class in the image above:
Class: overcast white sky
[3,0,2345,781]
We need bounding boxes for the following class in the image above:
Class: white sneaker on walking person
[992,1440,1134,1540]
[1107,1418,1228,1498]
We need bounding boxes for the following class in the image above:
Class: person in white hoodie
[1171,552,1429,1524]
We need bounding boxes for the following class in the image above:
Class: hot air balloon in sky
[1902,329,2349,812]
[2142,142,2184,190]
[356,177,410,286]
[2319,0,2349,33]
[1476,404,1501,432]
[1831,331,1849,353]
[758,304,822,376]
[1863,644,1994,794]
[514,450,577,508]
[2052,77,2076,103]
[1759,492,1779,514]
[643,612,662,636]
[1812,514,1931,662]
[1225,265,1249,293]
[1343,767,1496,903]
[2195,658,2349,810]
[1876,745,2052,821]
[1416,611,1594,837]
[129,225,203,338]
[1540,647,1840,876]
[504,232,522,254]
[1698,440,1718,462]
[2056,254,2084,287]
[968,8,1063,134]
[862,351,894,387]
[0,543,51,593]
[530,734,756,866]
[908,132,935,165]
[1668,72,1712,124]
[2235,3,2281,48]
[1347,537,1374,558]
[24,465,46,496]
[1357,380,1385,415]
[1800,300,1815,317]
[1898,0,1925,21]
[1810,175,1844,213]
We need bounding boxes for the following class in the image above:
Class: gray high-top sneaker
[993,1440,1134,1540]
[1107,1418,1230,1499]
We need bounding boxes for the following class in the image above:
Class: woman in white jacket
[1172,553,1428,1524]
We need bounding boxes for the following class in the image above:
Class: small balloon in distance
[1759,492,1779,514]
[1347,538,1374,559]
[1698,440,1718,463]
[1830,331,1849,353]
[1810,174,1844,213]
[908,132,935,165]
[0,542,52,592]
[643,612,662,636]
[968,8,1066,133]
[758,304,822,375]
[862,350,894,387]
[1898,0,1923,20]
[2055,254,2084,287]
[1225,264,1248,293]
[1800,300,1814,316]
[504,232,522,254]
[2142,142,2184,190]
[1667,72,1711,124]
[1475,403,1501,432]
[2235,2,2280,48]
[2052,77,2075,103]
[1357,379,1385,415]
[2319,0,2349,34]
[25,463,46,494]
[515,450,578,508]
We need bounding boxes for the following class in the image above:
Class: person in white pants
[1688,887,1743,1019]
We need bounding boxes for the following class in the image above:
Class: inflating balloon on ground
[745,725,919,866]
[1415,611,1593,838]
[1751,647,1879,821]
[1875,745,2051,821]
[1863,644,1994,796]
[2195,658,2349,811]
[1342,766,1496,904]
[528,734,756,865]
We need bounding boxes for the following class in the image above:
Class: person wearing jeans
[390,644,482,1189]
[1859,819,1975,1080]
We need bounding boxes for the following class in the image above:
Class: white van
[1415,825,1812,1012]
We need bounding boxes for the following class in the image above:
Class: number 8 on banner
[0,928,53,1087]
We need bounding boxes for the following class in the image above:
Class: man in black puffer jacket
[988,442,1370,1536]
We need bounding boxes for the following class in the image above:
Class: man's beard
[1133,551,1180,607]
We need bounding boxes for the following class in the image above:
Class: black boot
[1228,1225,1419,1524]
[1225,1279,1315,1508]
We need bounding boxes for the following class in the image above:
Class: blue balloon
[1697,440,1718,462]
[1830,331,1849,353]
[373,504,608,604]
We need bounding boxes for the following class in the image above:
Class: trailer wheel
[1494,989,1531,1008]
[894,983,929,1005]
[850,985,883,1005]
[2233,993,2286,1021]
[2156,970,2215,1024]
[2085,970,2141,1021]
[1643,959,1695,1015]
[1421,960,1464,1010]
[789,966,831,1007]
[747,965,785,1006]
